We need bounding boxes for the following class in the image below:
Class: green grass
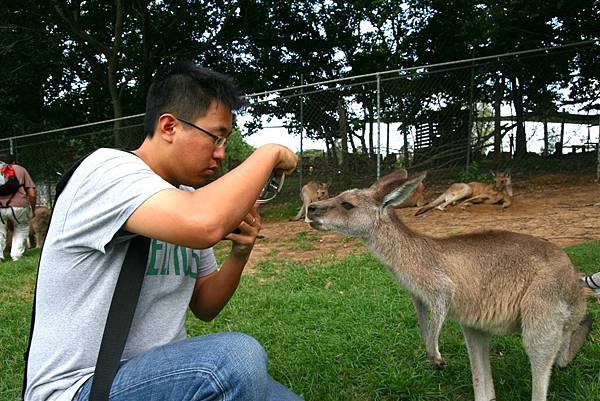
[2,243,600,401]
[287,230,320,251]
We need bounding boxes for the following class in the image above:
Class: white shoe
[11,256,20,262]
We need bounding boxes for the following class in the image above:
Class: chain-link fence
[244,42,600,197]
[2,43,599,206]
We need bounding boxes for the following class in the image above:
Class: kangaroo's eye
[340,201,355,210]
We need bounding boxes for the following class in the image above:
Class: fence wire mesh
[3,44,599,206]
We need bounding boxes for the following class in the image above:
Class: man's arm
[26,187,36,215]
[189,206,261,321]
[124,144,296,249]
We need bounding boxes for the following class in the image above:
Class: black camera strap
[23,151,150,401]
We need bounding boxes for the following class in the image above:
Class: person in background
[0,151,36,262]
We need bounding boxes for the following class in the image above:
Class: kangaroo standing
[415,171,512,216]
[293,181,329,222]
[307,169,591,401]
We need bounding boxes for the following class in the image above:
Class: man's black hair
[144,62,247,138]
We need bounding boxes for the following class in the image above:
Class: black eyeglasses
[176,117,228,148]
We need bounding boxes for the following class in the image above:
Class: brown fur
[30,206,51,248]
[415,171,512,216]
[292,181,330,222]
[307,170,591,401]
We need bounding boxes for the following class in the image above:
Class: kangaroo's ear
[381,173,426,209]
[370,169,408,200]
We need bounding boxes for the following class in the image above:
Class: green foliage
[289,230,320,251]
[455,160,489,182]
[221,128,255,172]
[3,1,598,163]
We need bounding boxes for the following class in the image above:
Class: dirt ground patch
[246,174,600,270]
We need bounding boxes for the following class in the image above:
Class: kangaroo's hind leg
[459,194,490,208]
[424,298,448,369]
[292,202,305,221]
[436,184,472,211]
[462,326,495,401]
[521,287,571,401]
[411,296,429,354]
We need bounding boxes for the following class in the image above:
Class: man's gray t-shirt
[25,149,218,401]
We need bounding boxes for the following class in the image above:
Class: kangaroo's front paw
[433,358,446,370]
[428,354,446,370]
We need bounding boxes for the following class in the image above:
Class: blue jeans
[73,332,303,401]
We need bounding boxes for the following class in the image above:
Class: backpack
[0,162,21,196]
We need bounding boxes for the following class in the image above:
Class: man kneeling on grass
[23,62,303,401]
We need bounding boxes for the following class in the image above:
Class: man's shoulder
[11,163,28,171]
[11,164,32,177]
[80,148,147,173]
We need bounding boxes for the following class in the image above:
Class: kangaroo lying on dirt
[394,176,426,209]
[307,169,592,401]
[293,181,329,222]
[415,171,512,216]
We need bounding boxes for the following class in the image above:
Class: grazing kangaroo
[293,181,329,222]
[307,170,592,401]
[30,206,51,248]
[415,171,512,216]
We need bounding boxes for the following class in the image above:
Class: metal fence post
[376,73,381,179]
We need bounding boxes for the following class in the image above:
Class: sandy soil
[245,174,600,270]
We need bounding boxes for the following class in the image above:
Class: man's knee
[220,332,268,374]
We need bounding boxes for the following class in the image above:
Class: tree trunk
[558,119,565,155]
[403,128,409,167]
[110,0,125,147]
[386,123,390,156]
[493,76,503,161]
[543,117,549,157]
[348,131,357,153]
[324,136,338,172]
[359,115,367,153]
[135,0,154,105]
[511,77,527,156]
[108,57,125,147]
[338,98,349,175]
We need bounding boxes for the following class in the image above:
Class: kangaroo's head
[493,171,513,196]
[316,182,330,201]
[307,169,426,237]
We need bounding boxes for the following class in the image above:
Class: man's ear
[157,114,178,143]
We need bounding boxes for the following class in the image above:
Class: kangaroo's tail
[292,205,305,221]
